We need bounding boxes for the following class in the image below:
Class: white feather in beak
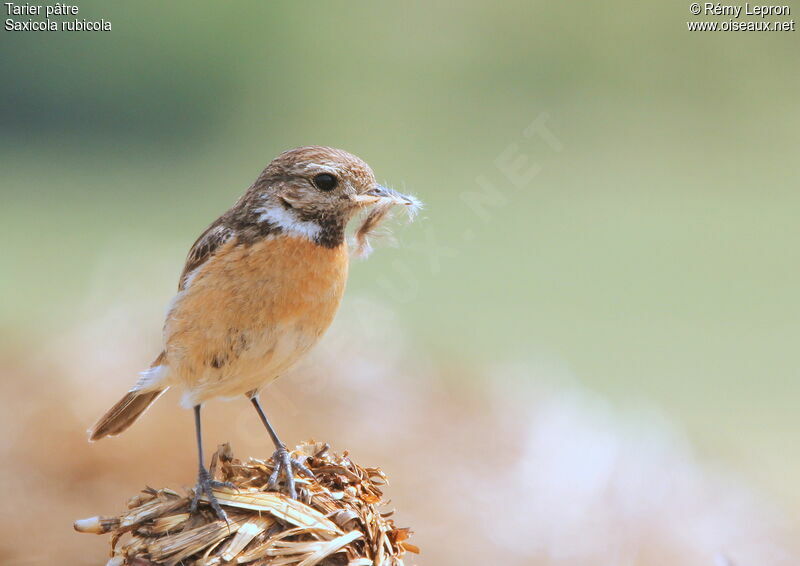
[353,185,422,257]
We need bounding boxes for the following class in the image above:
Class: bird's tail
[88,388,168,441]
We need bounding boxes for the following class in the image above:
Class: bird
[88,146,420,520]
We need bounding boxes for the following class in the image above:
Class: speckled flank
[163,234,349,405]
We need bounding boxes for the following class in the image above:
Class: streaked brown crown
[257,146,377,192]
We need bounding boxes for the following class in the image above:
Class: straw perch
[75,442,418,565]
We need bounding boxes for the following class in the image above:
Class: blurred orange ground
[1,310,798,565]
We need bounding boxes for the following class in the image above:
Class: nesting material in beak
[353,185,421,257]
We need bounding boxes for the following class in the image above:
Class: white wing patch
[133,364,169,392]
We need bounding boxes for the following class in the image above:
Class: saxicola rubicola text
[89,146,420,519]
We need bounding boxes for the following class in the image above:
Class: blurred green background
[2,0,798,515]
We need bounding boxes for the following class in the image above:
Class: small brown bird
[89,146,420,519]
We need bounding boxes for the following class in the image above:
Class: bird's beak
[351,185,420,209]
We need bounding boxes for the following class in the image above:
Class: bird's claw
[268,446,315,499]
[190,467,235,522]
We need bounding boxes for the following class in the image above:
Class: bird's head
[245,146,420,248]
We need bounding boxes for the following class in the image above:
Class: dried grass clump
[75,442,418,566]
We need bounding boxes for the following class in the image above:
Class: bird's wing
[178,221,235,290]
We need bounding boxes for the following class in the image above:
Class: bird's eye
[312,173,338,192]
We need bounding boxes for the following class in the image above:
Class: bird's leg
[250,395,314,499]
[189,405,234,521]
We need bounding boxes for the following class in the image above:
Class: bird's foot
[268,446,315,499]
[190,467,235,522]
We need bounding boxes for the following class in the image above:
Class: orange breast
[163,235,349,403]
